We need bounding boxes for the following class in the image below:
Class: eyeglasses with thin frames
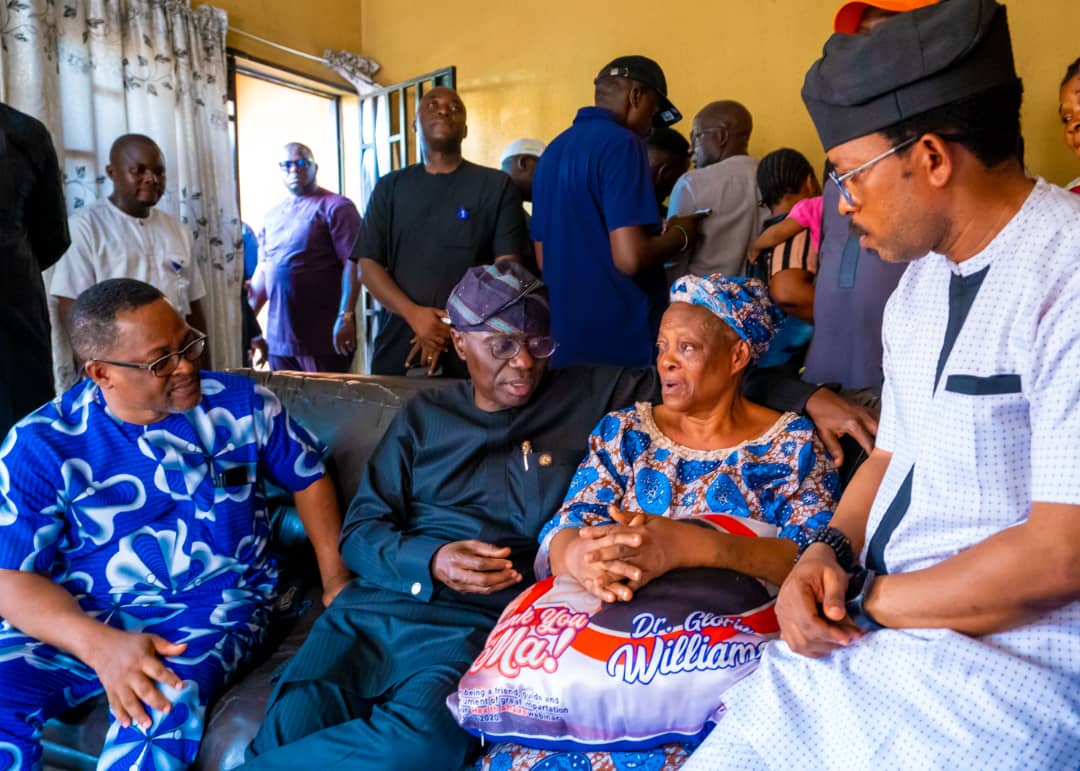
[92,334,207,377]
[689,126,724,144]
[487,335,558,361]
[829,136,918,207]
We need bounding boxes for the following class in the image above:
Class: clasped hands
[405,305,451,375]
[564,506,680,603]
[774,543,866,658]
[570,512,874,657]
[432,540,523,595]
[431,507,682,602]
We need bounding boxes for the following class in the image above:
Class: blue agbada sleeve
[0,425,65,574]
[338,405,448,602]
[252,384,327,492]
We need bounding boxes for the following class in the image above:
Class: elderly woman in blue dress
[538,275,840,602]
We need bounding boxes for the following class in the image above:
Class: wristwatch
[337,311,356,321]
[797,525,855,572]
[845,566,885,632]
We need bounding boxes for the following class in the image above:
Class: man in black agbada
[244,261,659,770]
[0,104,70,437]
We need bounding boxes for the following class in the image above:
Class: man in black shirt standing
[0,104,70,436]
[352,87,528,378]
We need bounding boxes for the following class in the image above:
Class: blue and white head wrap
[669,275,782,361]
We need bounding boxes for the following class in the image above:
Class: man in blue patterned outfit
[0,279,351,770]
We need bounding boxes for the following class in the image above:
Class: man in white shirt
[667,101,767,278]
[500,137,546,274]
[685,1,1080,769]
[51,134,207,378]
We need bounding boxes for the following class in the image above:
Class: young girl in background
[1061,57,1080,193]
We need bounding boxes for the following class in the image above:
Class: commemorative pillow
[446,514,779,752]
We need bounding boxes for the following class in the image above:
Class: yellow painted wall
[360,0,1080,187]
[195,0,363,86]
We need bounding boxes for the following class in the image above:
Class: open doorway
[225,55,456,374]
[227,55,361,370]
[230,58,348,233]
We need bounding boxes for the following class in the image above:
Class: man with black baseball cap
[596,54,682,128]
[685,1,1080,768]
[531,54,706,369]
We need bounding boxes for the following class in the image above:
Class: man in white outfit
[685,1,1080,768]
[666,101,766,278]
[51,134,207,379]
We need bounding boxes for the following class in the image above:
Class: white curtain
[0,0,242,387]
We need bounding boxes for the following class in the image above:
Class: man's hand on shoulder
[805,388,878,466]
[775,543,863,657]
[431,540,522,595]
[84,627,187,730]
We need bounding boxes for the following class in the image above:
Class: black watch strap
[798,525,856,572]
[845,567,885,632]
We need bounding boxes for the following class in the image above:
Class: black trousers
[1,268,54,437]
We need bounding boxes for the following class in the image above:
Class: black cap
[596,55,682,127]
[802,0,1018,150]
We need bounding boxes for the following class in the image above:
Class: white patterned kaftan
[683,181,1080,771]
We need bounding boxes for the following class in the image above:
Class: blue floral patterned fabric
[0,372,325,770]
[537,404,838,575]
[668,276,783,362]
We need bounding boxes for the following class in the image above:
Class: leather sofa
[42,371,452,771]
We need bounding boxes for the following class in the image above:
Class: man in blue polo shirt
[532,55,706,368]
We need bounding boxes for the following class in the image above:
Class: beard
[847,212,943,264]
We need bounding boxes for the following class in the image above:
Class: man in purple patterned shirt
[250,143,363,373]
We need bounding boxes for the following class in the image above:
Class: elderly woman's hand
[575,507,688,600]
[561,528,642,604]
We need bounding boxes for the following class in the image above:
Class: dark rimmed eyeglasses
[828,136,918,207]
[487,335,558,360]
[92,334,207,377]
[278,158,313,171]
